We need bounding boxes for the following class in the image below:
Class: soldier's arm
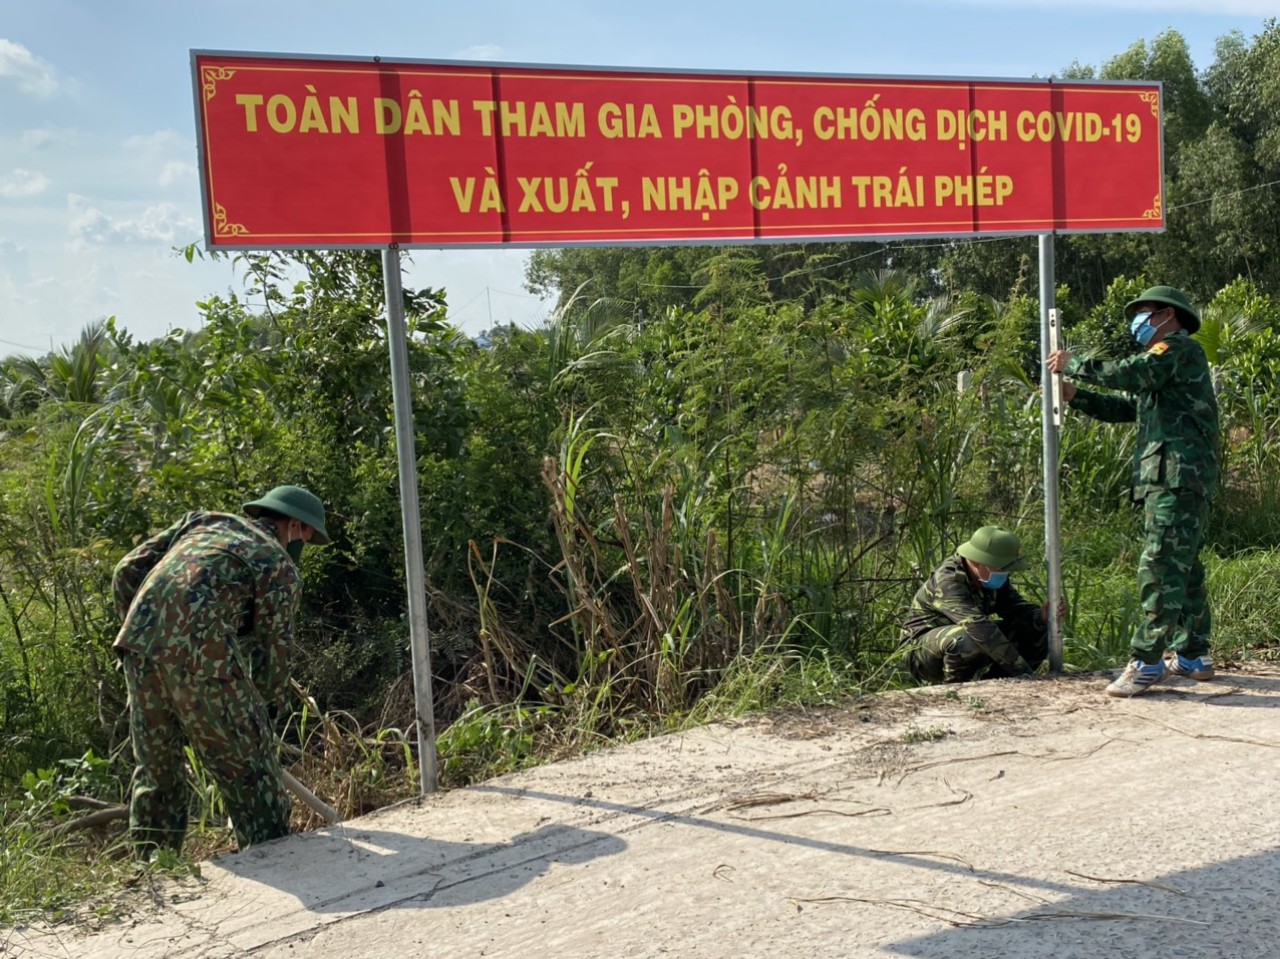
[933,576,1030,672]
[111,513,192,620]
[1067,387,1137,423]
[252,563,302,718]
[996,582,1045,632]
[1066,340,1181,394]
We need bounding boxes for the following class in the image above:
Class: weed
[901,726,950,744]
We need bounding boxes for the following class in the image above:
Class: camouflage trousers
[907,621,1047,684]
[119,641,290,855]
[1131,489,1211,664]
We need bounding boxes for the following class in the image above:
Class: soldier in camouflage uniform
[902,526,1053,684]
[112,485,329,855]
[1048,285,1220,697]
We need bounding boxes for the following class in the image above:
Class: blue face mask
[981,570,1009,590]
[1129,310,1159,347]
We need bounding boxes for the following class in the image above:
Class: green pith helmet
[1124,285,1200,334]
[243,485,330,544]
[957,526,1028,572]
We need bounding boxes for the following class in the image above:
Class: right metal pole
[1039,233,1065,673]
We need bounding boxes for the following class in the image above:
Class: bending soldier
[112,485,328,856]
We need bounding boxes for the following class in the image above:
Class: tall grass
[1202,550,1280,657]
[0,798,136,926]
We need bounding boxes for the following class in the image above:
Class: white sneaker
[1167,651,1215,681]
[1105,659,1167,697]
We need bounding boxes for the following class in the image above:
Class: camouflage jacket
[1066,330,1220,499]
[901,554,1044,670]
[112,511,301,713]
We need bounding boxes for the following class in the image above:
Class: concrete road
[15,665,1280,958]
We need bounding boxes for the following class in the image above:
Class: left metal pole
[382,247,438,793]
[1038,234,1065,673]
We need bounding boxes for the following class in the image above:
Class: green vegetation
[5,23,1280,925]
[901,726,951,745]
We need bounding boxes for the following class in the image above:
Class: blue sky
[1,0,1277,357]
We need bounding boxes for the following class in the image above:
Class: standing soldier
[112,485,328,856]
[902,525,1054,684]
[1048,285,1220,697]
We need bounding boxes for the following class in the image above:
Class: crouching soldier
[902,526,1055,684]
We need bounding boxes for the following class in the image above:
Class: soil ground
[12,662,1280,958]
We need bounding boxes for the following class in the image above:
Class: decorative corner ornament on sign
[214,203,250,238]
[202,67,237,102]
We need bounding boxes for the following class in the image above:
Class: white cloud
[0,245,244,357]
[67,196,115,246]
[455,45,504,61]
[73,262,119,304]
[67,194,200,249]
[129,204,198,243]
[21,127,76,150]
[0,39,58,98]
[0,169,50,198]
[0,239,31,287]
[123,130,187,154]
[159,161,197,187]
[120,130,198,189]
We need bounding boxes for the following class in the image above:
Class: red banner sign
[192,52,1164,248]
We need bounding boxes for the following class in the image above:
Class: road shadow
[212,821,626,912]
[1135,670,1280,707]
[882,844,1280,958]
[475,784,1091,899]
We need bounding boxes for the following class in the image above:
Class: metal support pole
[1038,234,1065,673]
[382,247,438,793]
